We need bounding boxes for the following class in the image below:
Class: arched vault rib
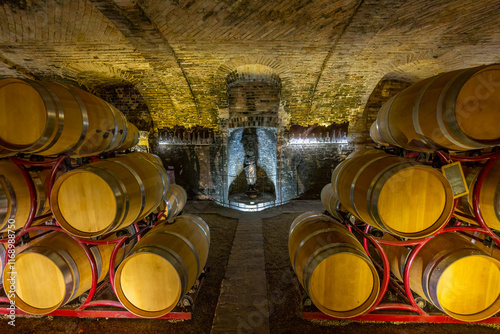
[88,0,201,128]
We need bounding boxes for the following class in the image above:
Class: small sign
[441,162,469,198]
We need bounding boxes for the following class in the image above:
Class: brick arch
[348,57,447,149]
[212,56,289,108]
[381,58,447,83]
[71,62,140,93]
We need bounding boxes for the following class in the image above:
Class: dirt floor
[2,206,500,333]
[0,213,238,334]
[262,212,500,334]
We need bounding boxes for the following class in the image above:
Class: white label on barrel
[441,162,469,198]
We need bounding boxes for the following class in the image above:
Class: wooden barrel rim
[103,102,128,152]
[292,227,353,270]
[303,244,380,317]
[367,163,452,237]
[0,79,57,150]
[376,95,398,146]
[29,80,67,153]
[48,82,90,152]
[108,159,146,221]
[89,246,104,281]
[437,68,485,150]
[177,214,211,242]
[289,212,326,235]
[412,73,445,149]
[424,248,500,321]
[349,155,389,220]
[0,244,6,281]
[10,245,77,314]
[115,247,186,317]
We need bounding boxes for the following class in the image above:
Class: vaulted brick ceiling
[0,0,499,132]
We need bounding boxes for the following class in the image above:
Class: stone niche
[151,71,354,211]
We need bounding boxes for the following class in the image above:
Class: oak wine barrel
[455,160,500,231]
[51,152,169,238]
[0,78,136,157]
[372,65,500,152]
[369,122,389,146]
[383,232,500,322]
[2,226,136,315]
[116,122,140,152]
[114,214,210,318]
[320,183,345,221]
[332,150,454,238]
[0,160,51,232]
[289,212,379,318]
[157,184,187,220]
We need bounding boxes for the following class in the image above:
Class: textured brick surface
[350,78,412,148]
[0,0,499,133]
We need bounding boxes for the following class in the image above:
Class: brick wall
[93,84,154,131]
[349,78,412,149]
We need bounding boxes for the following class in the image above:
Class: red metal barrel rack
[304,150,500,324]
[0,155,200,319]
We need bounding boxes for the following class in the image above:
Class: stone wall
[151,138,352,202]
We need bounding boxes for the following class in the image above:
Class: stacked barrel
[0,78,208,318]
[289,212,380,318]
[0,78,139,157]
[370,64,500,153]
[309,64,500,322]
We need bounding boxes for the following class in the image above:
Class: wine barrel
[114,214,210,318]
[157,184,187,220]
[116,122,140,152]
[455,161,500,231]
[289,212,379,318]
[369,122,389,146]
[383,232,500,322]
[0,78,130,157]
[320,183,345,221]
[1,226,136,315]
[51,152,169,238]
[332,150,454,238]
[373,65,500,152]
[0,160,51,232]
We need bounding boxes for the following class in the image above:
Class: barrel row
[0,78,139,157]
[294,212,500,321]
[2,225,137,315]
[51,152,170,238]
[2,214,209,318]
[330,149,454,239]
[370,64,500,153]
[382,232,500,322]
[0,152,171,237]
